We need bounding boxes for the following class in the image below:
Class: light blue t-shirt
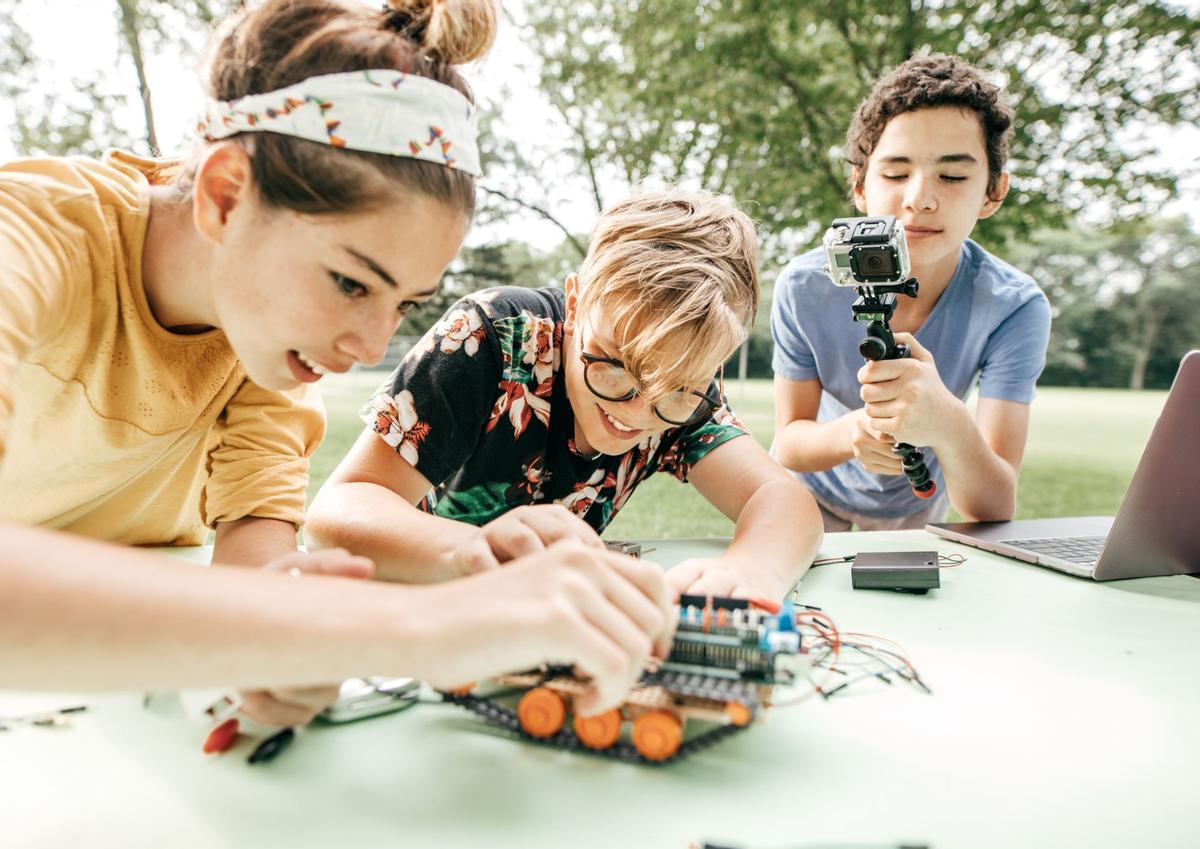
[770,239,1051,519]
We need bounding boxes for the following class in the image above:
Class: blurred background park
[2,0,1196,537]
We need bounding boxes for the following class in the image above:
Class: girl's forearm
[213,515,298,566]
[0,522,449,691]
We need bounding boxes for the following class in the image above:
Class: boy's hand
[664,557,786,601]
[431,540,675,717]
[857,333,957,447]
[450,504,605,575]
[236,549,376,727]
[843,408,904,475]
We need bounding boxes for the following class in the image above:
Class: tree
[0,0,237,157]
[400,238,585,341]
[110,0,239,153]
[524,0,1200,261]
[1009,217,1200,389]
[0,0,134,156]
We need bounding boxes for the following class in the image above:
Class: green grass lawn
[309,374,1167,539]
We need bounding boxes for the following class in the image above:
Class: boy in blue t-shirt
[771,54,1051,530]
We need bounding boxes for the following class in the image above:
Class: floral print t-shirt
[361,286,749,533]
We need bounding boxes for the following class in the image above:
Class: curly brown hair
[845,53,1014,201]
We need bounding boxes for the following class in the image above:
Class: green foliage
[0,0,238,156]
[0,1,134,156]
[4,0,1192,391]
[525,0,1200,260]
[10,80,135,158]
[400,238,583,339]
[1008,216,1200,388]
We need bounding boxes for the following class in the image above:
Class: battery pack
[851,550,940,593]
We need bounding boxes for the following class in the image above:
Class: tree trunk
[116,0,158,155]
[1129,306,1163,391]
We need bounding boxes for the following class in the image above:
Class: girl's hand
[236,683,343,727]
[429,539,675,717]
[236,548,376,726]
[260,547,375,580]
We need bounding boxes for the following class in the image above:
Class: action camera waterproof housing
[822,215,912,286]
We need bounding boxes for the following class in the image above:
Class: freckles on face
[212,195,467,391]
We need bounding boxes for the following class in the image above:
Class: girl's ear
[192,142,255,245]
[563,273,580,332]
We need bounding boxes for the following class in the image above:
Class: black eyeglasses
[578,330,724,427]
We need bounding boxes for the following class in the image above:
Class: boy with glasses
[309,188,822,601]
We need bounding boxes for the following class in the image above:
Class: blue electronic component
[667,595,804,685]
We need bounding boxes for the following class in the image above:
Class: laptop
[926,350,1199,580]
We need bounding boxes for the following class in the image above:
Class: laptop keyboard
[1004,536,1106,566]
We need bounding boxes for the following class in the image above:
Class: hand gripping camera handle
[860,328,938,500]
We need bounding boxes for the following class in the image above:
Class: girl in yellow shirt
[0,0,671,724]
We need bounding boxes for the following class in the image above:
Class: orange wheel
[632,710,682,761]
[573,708,623,750]
[517,687,566,738]
[724,702,752,727]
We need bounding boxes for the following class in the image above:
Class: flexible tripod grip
[860,330,937,499]
[896,444,937,498]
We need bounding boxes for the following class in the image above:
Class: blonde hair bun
[384,0,497,64]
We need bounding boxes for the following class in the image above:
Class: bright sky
[2,0,1197,247]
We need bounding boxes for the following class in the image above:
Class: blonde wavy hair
[575,187,759,403]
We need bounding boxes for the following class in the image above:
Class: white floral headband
[196,69,481,177]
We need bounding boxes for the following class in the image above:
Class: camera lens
[857,247,895,277]
[849,244,900,281]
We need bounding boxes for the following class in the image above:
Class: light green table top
[3,530,1199,849]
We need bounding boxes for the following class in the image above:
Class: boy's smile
[563,312,711,456]
[594,403,644,440]
[902,224,944,241]
[565,323,660,455]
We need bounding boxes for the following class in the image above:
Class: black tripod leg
[894,443,936,498]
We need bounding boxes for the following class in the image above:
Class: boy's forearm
[720,479,824,598]
[774,415,853,473]
[932,403,1018,521]
[305,482,477,583]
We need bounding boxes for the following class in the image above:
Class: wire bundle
[774,604,931,706]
